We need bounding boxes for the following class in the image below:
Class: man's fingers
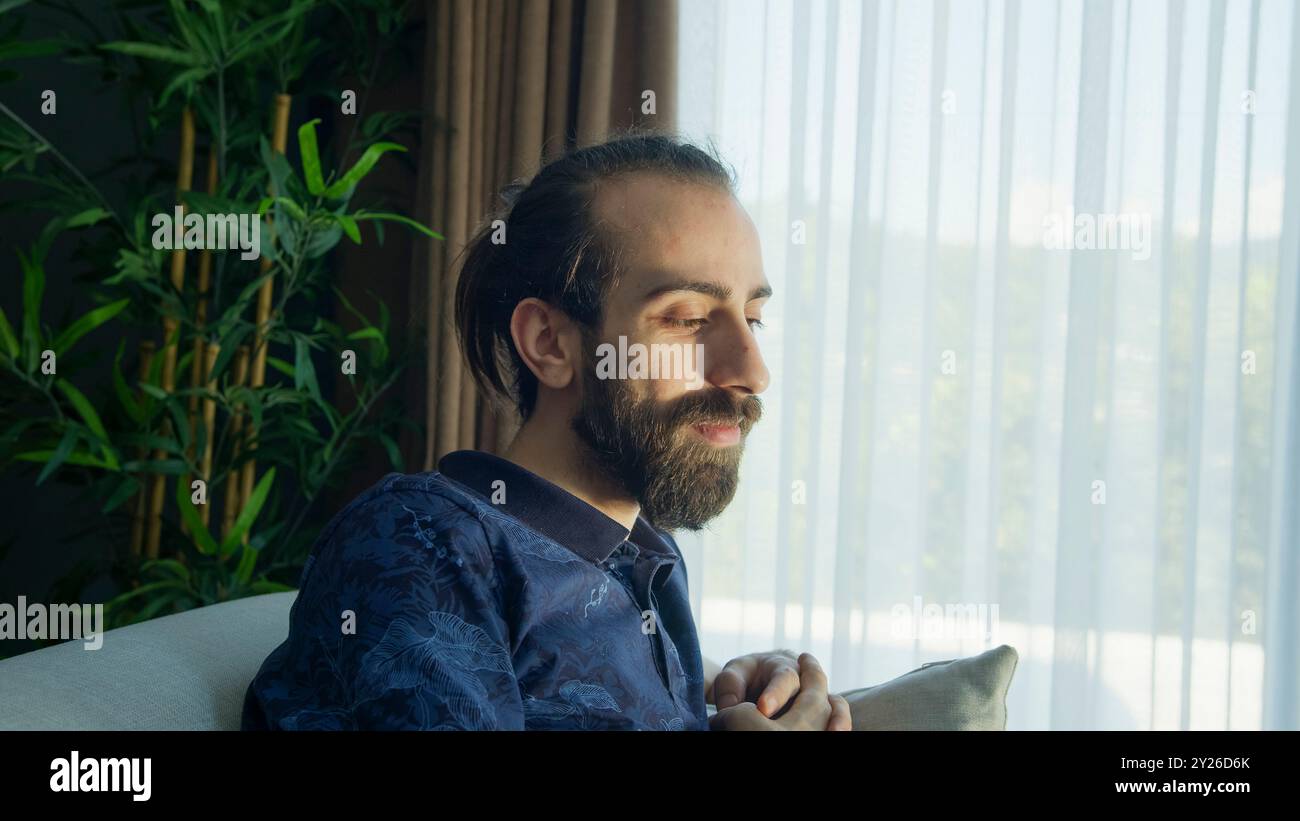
[709,700,767,730]
[796,652,828,695]
[712,651,832,722]
[756,662,801,717]
[826,694,852,731]
[712,657,758,710]
[712,669,745,710]
[776,653,832,729]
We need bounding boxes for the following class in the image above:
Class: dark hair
[454,132,737,420]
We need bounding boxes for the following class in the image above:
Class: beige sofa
[0,592,1017,730]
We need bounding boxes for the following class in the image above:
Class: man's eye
[747,318,765,330]
[665,317,709,329]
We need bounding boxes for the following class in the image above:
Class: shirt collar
[437,449,677,565]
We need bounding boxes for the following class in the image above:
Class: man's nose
[703,314,770,396]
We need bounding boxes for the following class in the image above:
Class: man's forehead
[591,171,732,224]
[591,172,763,288]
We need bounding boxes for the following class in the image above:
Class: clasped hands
[706,650,851,731]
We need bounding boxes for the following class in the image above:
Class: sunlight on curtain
[676,0,1300,730]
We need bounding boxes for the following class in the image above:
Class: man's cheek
[684,342,706,390]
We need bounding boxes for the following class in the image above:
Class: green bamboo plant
[0,0,439,644]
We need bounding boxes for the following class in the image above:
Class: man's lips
[690,421,742,446]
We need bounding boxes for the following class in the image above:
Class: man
[242,134,850,730]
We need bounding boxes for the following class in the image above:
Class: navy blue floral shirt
[241,450,709,730]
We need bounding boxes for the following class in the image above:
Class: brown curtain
[407,0,680,470]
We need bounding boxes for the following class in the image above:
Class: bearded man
[242,134,851,731]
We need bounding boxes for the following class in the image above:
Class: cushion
[839,644,1019,730]
[0,591,296,730]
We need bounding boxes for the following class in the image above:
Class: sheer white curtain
[675,0,1300,730]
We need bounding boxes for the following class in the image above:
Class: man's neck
[502,415,640,532]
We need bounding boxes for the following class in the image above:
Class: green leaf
[334,213,361,244]
[142,557,191,584]
[132,589,187,622]
[182,191,246,217]
[294,334,321,402]
[118,432,185,456]
[379,432,403,471]
[140,383,170,401]
[100,41,201,65]
[249,579,296,594]
[56,379,119,470]
[297,118,325,195]
[176,474,219,555]
[14,448,112,469]
[352,211,445,240]
[256,195,306,222]
[376,295,390,335]
[208,322,253,383]
[0,38,64,61]
[219,466,275,558]
[51,297,129,356]
[18,247,43,372]
[302,221,342,258]
[265,356,295,378]
[0,417,38,451]
[100,475,141,514]
[36,427,78,485]
[0,302,17,358]
[166,392,191,452]
[346,323,388,365]
[259,136,293,197]
[120,458,188,475]
[360,109,420,141]
[34,215,80,262]
[111,339,144,425]
[226,0,313,64]
[169,0,222,61]
[234,543,259,585]
[322,142,405,199]
[105,580,186,613]
[65,207,110,228]
[345,327,384,342]
[246,383,265,431]
[159,65,212,107]
[331,285,372,330]
[136,322,180,423]
[262,388,311,409]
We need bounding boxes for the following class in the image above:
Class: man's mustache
[657,388,763,435]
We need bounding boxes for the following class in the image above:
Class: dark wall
[1,3,157,619]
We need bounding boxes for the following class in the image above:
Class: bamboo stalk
[145,106,196,560]
[199,341,220,530]
[128,340,157,557]
[181,148,219,538]
[186,150,219,463]
[238,92,292,544]
[223,344,251,541]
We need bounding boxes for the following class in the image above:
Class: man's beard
[570,335,762,532]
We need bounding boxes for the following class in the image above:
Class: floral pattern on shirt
[242,472,707,731]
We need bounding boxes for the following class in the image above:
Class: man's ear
[509,297,582,392]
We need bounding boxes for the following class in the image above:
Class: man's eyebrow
[642,279,774,303]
